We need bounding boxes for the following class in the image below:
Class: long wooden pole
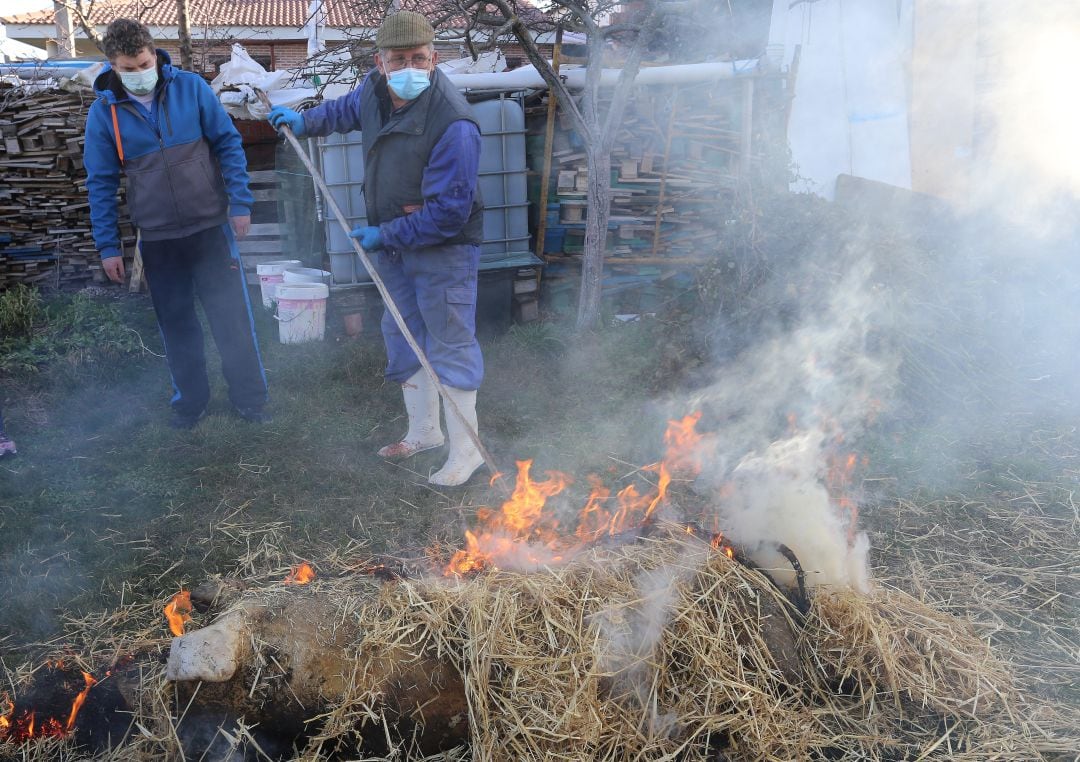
[258,92,506,494]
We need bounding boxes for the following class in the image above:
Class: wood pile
[0,83,134,289]
[528,74,787,315]
[534,81,753,264]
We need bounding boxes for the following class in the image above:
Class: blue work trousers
[375,243,483,390]
[140,224,268,416]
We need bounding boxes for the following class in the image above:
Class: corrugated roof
[1,0,546,30]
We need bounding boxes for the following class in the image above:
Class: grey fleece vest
[359,68,484,246]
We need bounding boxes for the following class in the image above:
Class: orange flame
[446,414,712,575]
[826,449,866,544]
[164,591,193,637]
[65,672,96,732]
[285,562,316,585]
[445,460,570,574]
[710,532,736,559]
[0,669,98,744]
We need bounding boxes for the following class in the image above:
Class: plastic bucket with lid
[276,283,329,344]
[256,259,302,308]
[283,267,333,286]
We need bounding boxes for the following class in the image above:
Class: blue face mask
[119,67,158,96]
[385,67,430,101]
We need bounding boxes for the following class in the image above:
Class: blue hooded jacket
[84,50,253,260]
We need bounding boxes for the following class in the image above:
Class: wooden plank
[250,188,280,202]
[128,233,144,293]
[236,240,284,254]
[247,169,281,183]
[247,223,281,236]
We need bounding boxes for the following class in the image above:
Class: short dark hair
[102,18,155,60]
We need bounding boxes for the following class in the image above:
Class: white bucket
[276,283,329,344]
[256,259,302,309]
[283,267,333,286]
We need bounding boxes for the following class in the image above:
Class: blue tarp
[0,58,103,79]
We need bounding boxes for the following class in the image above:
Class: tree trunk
[176,0,194,71]
[576,149,612,330]
[52,1,76,58]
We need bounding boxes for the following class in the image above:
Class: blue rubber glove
[349,225,383,251]
[268,106,305,136]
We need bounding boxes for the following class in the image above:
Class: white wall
[769,0,913,198]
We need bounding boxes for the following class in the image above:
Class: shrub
[0,285,43,340]
[0,289,145,375]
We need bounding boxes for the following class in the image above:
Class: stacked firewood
[535,81,755,264]
[0,83,132,289]
[527,75,788,314]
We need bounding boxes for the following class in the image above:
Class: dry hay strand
[807,589,1016,722]
[0,601,184,761]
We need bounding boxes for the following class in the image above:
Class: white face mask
[119,67,158,96]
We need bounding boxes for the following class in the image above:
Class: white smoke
[972,3,1080,231]
[591,554,705,737]
[725,429,870,592]
[688,258,894,593]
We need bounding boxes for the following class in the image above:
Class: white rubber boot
[429,387,484,487]
[377,370,444,459]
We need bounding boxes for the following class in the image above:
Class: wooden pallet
[237,169,285,282]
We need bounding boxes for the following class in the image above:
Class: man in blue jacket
[270,11,484,486]
[85,19,268,429]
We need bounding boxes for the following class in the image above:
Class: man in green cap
[269,12,486,487]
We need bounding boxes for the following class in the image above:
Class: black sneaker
[234,407,272,424]
[169,410,205,430]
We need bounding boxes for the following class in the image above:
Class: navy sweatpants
[140,224,267,417]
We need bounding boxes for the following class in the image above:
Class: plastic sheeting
[211,44,317,119]
[446,60,759,92]
[768,0,913,198]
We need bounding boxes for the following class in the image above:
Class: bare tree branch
[482,0,589,138]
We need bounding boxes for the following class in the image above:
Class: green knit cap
[375,11,435,49]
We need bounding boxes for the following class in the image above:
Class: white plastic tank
[319,93,533,285]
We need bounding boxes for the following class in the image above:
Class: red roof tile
[2,0,546,29]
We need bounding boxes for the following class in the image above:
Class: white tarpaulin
[768,0,913,198]
[445,60,758,92]
[438,50,507,75]
[211,44,317,119]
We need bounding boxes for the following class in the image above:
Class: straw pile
[6,524,1058,761]
[312,531,1032,761]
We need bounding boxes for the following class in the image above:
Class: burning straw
[2,417,1074,759]
[318,531,1037,760]
[0,524,1063,760]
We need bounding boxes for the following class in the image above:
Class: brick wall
[155,39,311,74]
